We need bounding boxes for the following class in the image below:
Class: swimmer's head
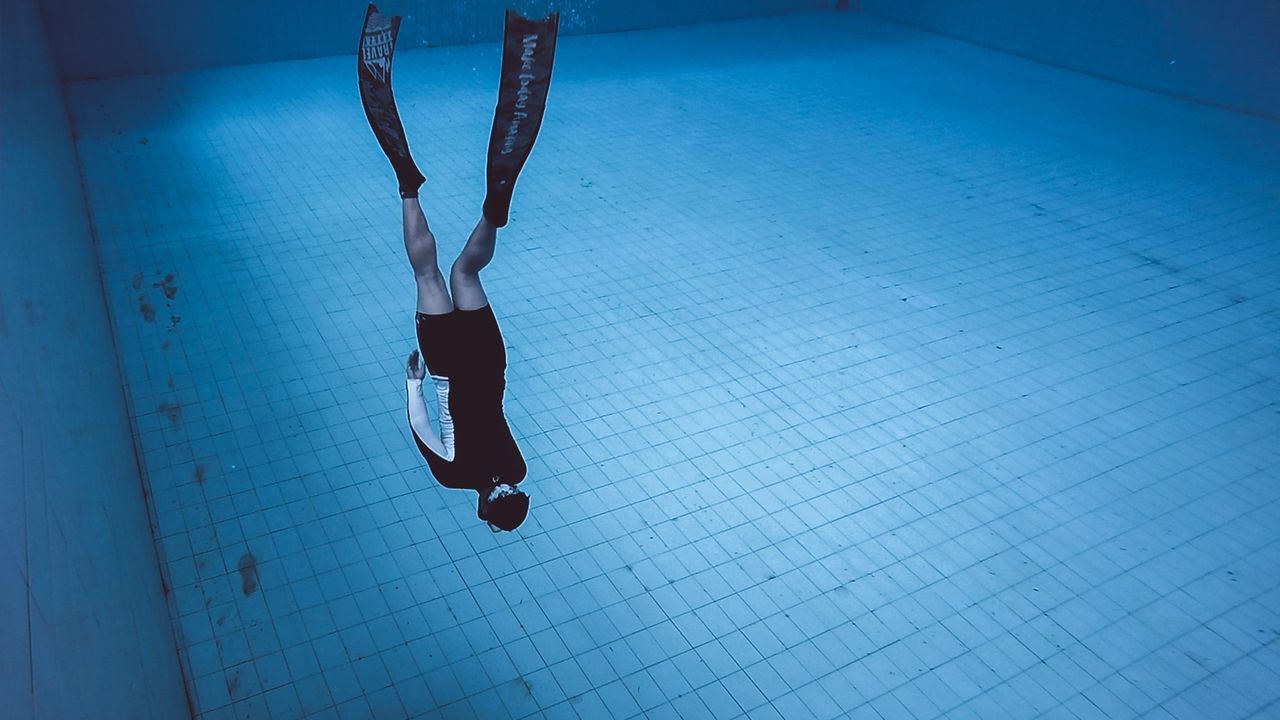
[478,481,530,532]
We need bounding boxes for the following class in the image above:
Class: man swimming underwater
[357,4,558,531]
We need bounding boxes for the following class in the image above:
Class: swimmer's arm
[407,377,448,457]
[406,350,448,459]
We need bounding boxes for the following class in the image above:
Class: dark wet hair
[481,484,529,530]
[483,491,530,532]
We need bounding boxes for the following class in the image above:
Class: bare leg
[449,217,497,311]
[403,198,454,315]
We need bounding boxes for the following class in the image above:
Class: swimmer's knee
[451,250,491,277]
[416,266,447,289]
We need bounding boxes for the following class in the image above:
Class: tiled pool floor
[67,10,1280,720]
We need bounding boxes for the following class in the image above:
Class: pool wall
[857,0,1280,118]
[40,0,831,81]
[0,0,190,717]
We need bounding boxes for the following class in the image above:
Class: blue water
[7,3,1280,720]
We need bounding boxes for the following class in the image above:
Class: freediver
[358,4,558,531]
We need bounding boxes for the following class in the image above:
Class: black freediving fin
[482,9,559,227]
[358,3,425,199]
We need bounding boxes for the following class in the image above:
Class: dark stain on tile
[237,553,259,597]
[158,401,181,425]
[139,296,156,322]
[194,464,205,485]
[153,273,178,301]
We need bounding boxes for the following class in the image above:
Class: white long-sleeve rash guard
[406,375,456,462]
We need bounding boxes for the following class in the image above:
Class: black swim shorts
[415,303,507,379]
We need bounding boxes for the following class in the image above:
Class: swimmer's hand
[407,350,426,380]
